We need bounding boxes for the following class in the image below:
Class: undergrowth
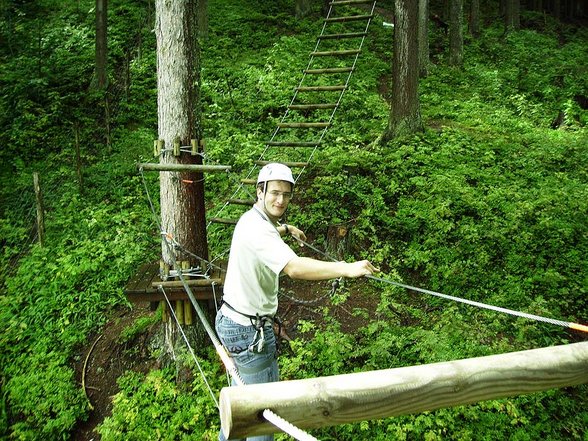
[0,0,586,440]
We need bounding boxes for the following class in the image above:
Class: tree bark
[449,0,463,67]
[469,0,480,38]
[155,0,211,353]
[504,0,520,33]
[382,0,423,141]
[95,0,107,89]
[156,0,207,267]
[418,0,429,77]
[197,0,208,37]
[295,0,312,18]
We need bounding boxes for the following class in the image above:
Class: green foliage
[98,362,221,440]
[1,0,587,440]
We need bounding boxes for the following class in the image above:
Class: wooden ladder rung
[240,178,257,185]
[297,85,346,92]
[304,67,353,74]
[255,160,309,168]
[311,49,361,57]
[325,14,373,23]
[319,32,367,40]
[288,103,337,110]
[228,198,254,206]
[277,122,330,128]
[330,0,375,5]
[265,141,322,147]
[210,217,238,225]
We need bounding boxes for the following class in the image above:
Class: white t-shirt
[222,206,297,324]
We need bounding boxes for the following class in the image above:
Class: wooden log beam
[136,163,231,172]
[220,341,588,439]
[152,278,222,289]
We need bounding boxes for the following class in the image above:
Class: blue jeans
[215,311,279,441]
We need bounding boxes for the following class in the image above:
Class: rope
[295,237,588,334]
[160,285,220,408]
[207,1,379,224]
[262,409,319,441]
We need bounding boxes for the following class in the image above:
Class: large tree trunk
[382,0,423,141]
[449,0,463,66]
[155,0,210,353]
[418,0,429,77]
[156,0,207,266]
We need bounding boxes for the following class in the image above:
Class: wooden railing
[220,341,588,439]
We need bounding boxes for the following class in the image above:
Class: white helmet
[257,163,295,185]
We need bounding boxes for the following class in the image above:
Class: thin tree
[449,0,463,67]
[155,0,210,342]
[470,0,480,38]
[95,0,107,88]
[382,0,423,141]
[504,0,521,33]
[418,0,430,77]
[295,0,312,18]
[197,0,208,37]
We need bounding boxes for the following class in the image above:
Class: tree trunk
[155,0,210,349]
[418,0,429,77]
[469,0,480,38]
[197,0,208,37]
[382,0,423,141]
[295,0,312,18]
[95,0,107,89]
[449,0,463,67]
[513,0,520,29]
[504,0,520,33]
[553,0,561,20]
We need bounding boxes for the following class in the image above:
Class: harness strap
[222,300,274,327]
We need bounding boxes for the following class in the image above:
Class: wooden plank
[304,68,353,74]
[210,217,239,225]
[310,50,361,57]
[277,122,330,128]
[265,141,322,147]
[330,0,374,5]
[124,263,160,294]
[318,32,367,40]
[220,341,588,439]
[228,198,254,206]
[296,85,346,92]
[324,14,373,23]
[136,163,231,172]
[255,160,309,168]
[288,103,337,110]
[152,278,223,289]
[128,287,223,303]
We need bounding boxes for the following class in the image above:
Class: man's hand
[344,260,380,278]
[287,224,307,246]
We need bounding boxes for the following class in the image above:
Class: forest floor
[71,278,377,440]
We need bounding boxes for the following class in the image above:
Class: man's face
[257,180,293,221]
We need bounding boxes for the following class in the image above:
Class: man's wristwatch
[283,224,289,235]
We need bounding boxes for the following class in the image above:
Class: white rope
[263,409,319,441]
[159,286,219,408]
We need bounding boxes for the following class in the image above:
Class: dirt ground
[71,277,377,440]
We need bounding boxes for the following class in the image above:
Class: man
[215,163,378,441]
